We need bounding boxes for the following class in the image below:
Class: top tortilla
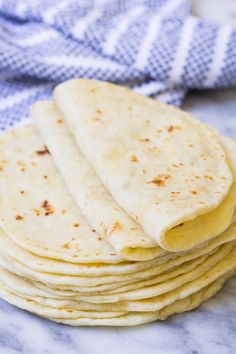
[54,79,235,251]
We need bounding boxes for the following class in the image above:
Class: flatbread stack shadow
[0,79,235,326]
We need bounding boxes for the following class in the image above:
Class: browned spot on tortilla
[93,117,101,122]
[17,161,25,166]
[167,125,181,132]
[41,200,48,208]
[110,221,123,235]
[41,200,54,216]
[15,215,23,220]
[130,155,139,163]
[147,174,170,187]
[57,119,63,124]
[33,209,40,216]
[36,146,50,155]
[61,209,66,214]
[140,138,150,142]
[204,175,214,181]
[73,223,80,228]
[43,175,48,179]
[62,243,70,249]
[190,190,198,195]
[170,191,180,199]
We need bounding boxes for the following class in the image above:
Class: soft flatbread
[0,126,121,263]
[54,79,235,252]
[32,100,160,261]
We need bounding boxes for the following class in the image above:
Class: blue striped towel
[0,0,236,130]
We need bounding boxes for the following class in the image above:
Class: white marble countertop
[0,89,235,354]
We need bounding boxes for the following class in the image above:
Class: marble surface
[0,89,235,354]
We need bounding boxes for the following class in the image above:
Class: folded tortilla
[54,79,235,252]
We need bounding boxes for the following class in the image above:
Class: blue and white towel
[0,0,236,130]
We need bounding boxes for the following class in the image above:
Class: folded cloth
[0,0,236,129]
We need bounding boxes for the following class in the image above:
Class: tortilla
[1,219,235,291]
[0,126,122,263]
[54,79,235,251]
[0,239,232,303]
[1,216,235,279]
[0,270,234,326]
[42,242,233,302]
[0,231,172,276]
[0,246,212,291]
[1,242,235,314]
[32,100,161,261]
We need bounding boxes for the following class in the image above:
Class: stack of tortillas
[0,79,235,326]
